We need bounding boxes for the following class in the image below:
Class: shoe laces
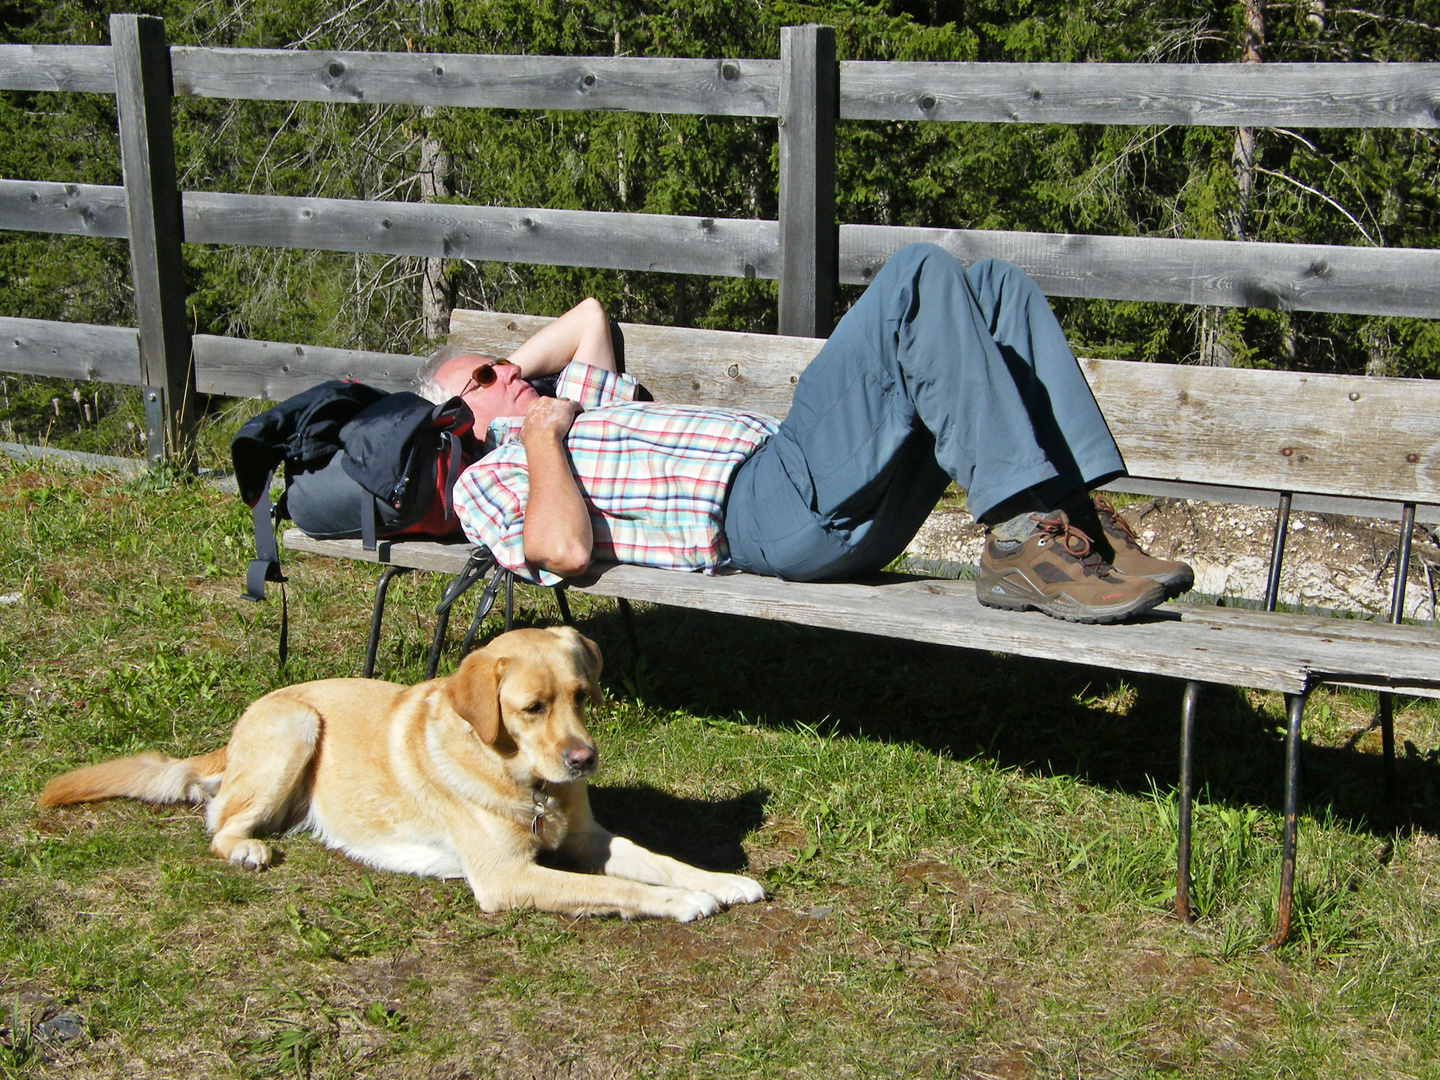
[1092,495,1141,549]
[1031,512,1114,575]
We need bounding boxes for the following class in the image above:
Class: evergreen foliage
[2,0,1439,450]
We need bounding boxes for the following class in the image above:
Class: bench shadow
[558,785,769,874]
[532,599,1440,844]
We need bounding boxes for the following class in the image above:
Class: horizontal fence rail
[169,49,781,115]
[842,225,1440,318]
[182,193,781,277]
[0,181,780,279]
[1,317,141,383]
[11,177,1439,319]
[8,44,1435,130]
[839,61,1440,128]
[193,335,417,399]
[0,180,130,239]
[0,44,115,93]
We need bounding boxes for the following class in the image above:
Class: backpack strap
[243,472,281,602]
[441,430,465,519]
[359,491,379,552]
[241,469,289,668]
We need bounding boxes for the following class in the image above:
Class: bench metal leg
[427,553,496,680]
[1376,502,1416,800]
[1264,491,1293,612]
[459,568,512,658]
[1176,680,1201,926]
[364,566,413,678]
[1265,689,1309,950]
[461,598,489,657]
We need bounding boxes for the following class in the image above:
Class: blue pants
[723,243,1125,581]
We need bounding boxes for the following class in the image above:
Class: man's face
[435,354,540,430]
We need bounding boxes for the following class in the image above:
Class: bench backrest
[448,308,1440,519]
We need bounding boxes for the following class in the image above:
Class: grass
[2,455,1440,1078]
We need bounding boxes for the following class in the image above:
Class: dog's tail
[38,747,228,809]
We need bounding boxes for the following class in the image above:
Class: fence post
[777,24,837,339]
[111,13,194,464]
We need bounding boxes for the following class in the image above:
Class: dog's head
[445,626,603,784]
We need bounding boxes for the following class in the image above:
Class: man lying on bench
[416,243,1193,625]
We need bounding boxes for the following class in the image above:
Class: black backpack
[232,380,480,607]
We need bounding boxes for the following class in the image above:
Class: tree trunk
[1227,0,1264,243]
[418,0,452,341]
[1206,0,1265,367]
[419,115,453,340]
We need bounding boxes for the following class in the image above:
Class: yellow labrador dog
[40,627,764,921]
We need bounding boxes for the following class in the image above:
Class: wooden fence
[2,15,1440,460]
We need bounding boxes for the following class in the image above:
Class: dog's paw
[227,839,272,871]
[665,889,723,922]
[705,873,766,906]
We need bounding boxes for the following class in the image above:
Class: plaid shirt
[453,362,780,585]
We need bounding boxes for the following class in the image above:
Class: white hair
[413,343,483,404]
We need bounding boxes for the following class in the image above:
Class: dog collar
[530,785,555,836]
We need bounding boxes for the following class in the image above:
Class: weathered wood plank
[841,225,1440,319]
[840,61,1440,129]
[1085,359,1440,506]
[280,532,1440,699]
[169,48,781,116]
[777,25,837,337]
[284,532,482,575]
[0,317,141,383]
[447,310,816,420]
[192,335,420,400]
[181,191,780,278]
[0,180,129,238]
[0,44,115,93]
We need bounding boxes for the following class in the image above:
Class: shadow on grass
[545,600,1440,845]
[578,785,769,873]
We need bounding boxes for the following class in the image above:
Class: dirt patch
[905,496,1440,619]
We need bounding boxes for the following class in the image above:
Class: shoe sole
[976,570,1167,624]
[1142,567,1194,600]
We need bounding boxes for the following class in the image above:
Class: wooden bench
[282,307,1440,947]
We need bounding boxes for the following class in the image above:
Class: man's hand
[520,396,582,445]
[519,398,593,578]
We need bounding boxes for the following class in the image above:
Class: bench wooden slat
[1085,360,1440,506]
[281,531,1440,700]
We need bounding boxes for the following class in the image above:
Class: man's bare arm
[506,298,616,380]
[519,397,593,577]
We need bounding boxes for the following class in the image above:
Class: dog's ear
[553,626,603,704]
[447,651,509,744]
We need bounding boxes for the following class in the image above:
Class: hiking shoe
[1091,496,1195,599]
[976,511,1166,624]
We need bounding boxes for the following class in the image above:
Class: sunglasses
[460,358,516,395]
